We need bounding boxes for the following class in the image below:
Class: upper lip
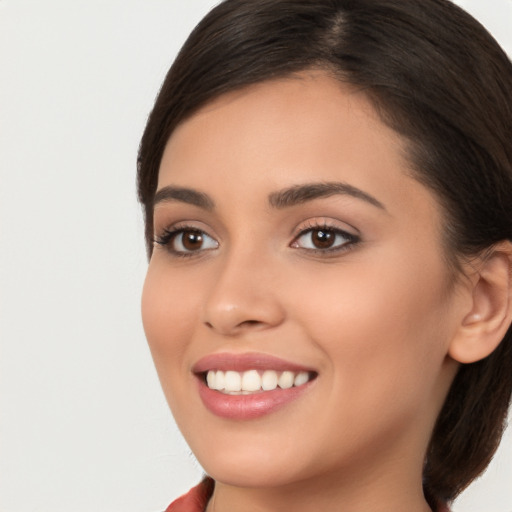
[192,352,316,374]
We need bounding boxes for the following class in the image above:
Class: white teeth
[213,370,225,390]
[205,369,312,393]
[206,370,216,389]
[294,371,309,387]
[278,371,294,389]
[241,370,261,392]
[224,371,242,392]
[261,370,278,391]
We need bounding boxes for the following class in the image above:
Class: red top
[165,478,451,512]
[165,478,214,512]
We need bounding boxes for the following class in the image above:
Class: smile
[193,353,318,419]
[206,369,312,394]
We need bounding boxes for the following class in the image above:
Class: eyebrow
[153,186,215,210]
[268,182,386,210]
[153,181,385,212]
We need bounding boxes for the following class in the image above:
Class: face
[142,73,462,492]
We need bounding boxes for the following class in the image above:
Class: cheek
[141,262,199,372]
[290,248,452,399]
[141,262,210,429]
[298,266,452,456]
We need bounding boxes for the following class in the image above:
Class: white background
[1,1,511,511]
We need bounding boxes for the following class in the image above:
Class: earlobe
[449,241,512,364]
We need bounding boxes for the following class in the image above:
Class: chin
[202,458,307,489]
[187,428,314,488]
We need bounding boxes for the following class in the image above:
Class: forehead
[158,72,440,227]
[160,73,403,183]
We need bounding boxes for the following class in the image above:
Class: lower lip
[197,378,315,420]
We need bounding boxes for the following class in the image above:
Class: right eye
[155,228,219,255]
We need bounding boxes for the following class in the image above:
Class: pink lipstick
[193,353,317,420]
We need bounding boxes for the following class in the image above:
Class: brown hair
[137,0,512,506]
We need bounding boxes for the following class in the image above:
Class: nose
[202,251,285,336]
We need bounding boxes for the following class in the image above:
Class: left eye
[292,228,355,250]
[170,229,218,253]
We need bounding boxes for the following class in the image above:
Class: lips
[193,353,317,420]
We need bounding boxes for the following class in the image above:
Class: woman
[137,0,512,510]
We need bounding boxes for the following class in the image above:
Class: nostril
[204,318,262,331]
[241,320,261,327]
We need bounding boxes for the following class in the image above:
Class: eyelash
[154,226,219,258]
[153,222,360,258]
[291,222,360,255]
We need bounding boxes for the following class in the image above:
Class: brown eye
[311,229,336,249]
[171,229,219,253]
[180,231,204,251]
[292,226,356,252]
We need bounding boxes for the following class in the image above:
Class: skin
[142,73,470,511]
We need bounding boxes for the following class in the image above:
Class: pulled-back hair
[137,0,512,506]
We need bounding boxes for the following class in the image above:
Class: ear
[449,241,512,364]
